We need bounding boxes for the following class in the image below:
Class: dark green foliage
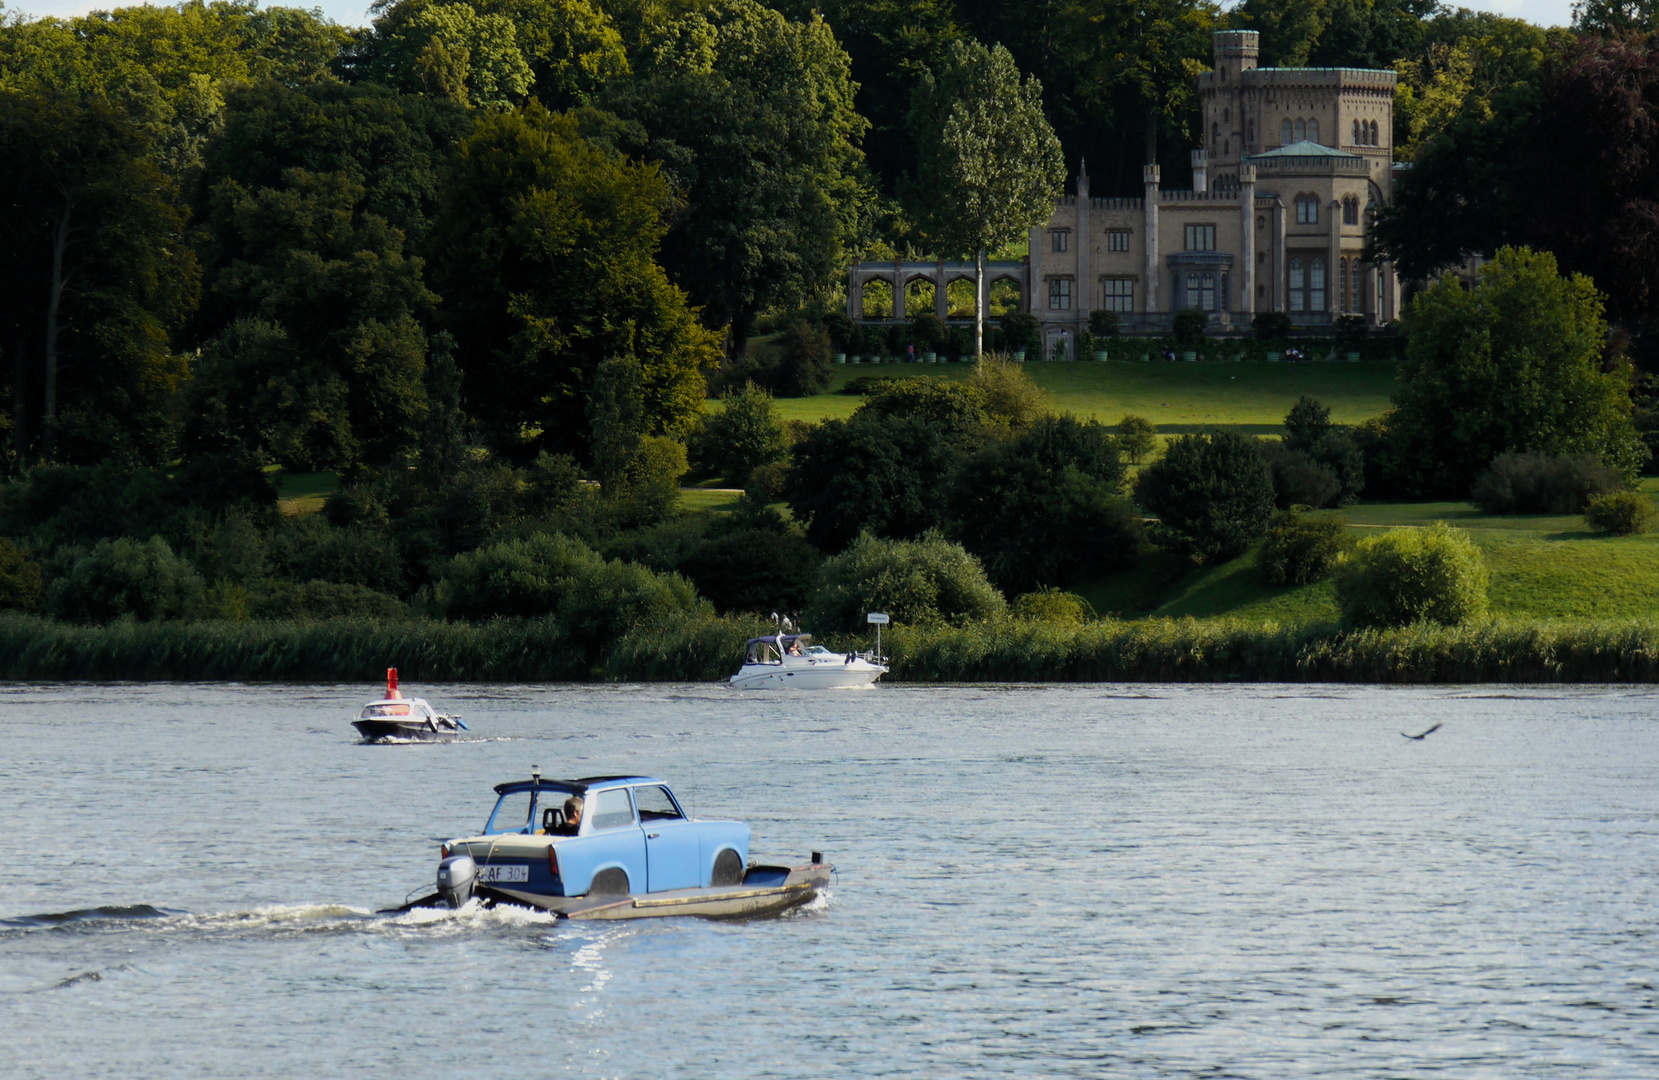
[678,528,822,613]
[1334,523,1490,628]
[857,378,988,438]
[1260,509,1351,587]
[184,508,270,585]
[691,382,787,487]
[1136,431,1275,565]
[784,412,959,551]
[999,312,1040,354]
[1010,586,1089,624]
[1252,311,1292,339]
[250,580,409,620]
[1171,308,1206,346]
[1117,415,1157,465]
[822,311,855,350]
[805,531,1004,632]
[1268,397,1365,508]
[0,539,44,611]
[589,355,645,497]
[1469,452,1624,515]
[952,416,1139,593]
[269,516,407,595]
[1262,442,1341,510]
[1584,491,1656,536]
[49,536,205,622]
[1089,309,1119,337]
[909,313,948,352]
[0,460,276,551]
[776,320,834,397]
[1334,314,1368,348]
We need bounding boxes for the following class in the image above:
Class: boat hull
[353,719,457,742]
[396,862,831,920]
[729,662,886,690]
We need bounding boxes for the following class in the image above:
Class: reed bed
[4,613,1659,683]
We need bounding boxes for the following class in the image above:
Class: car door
[567,787,646,895]
[634,785,700,892]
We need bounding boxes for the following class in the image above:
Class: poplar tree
[906,41,1065,357]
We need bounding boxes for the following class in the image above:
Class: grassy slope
[1077,487,1659,624]
[757,360,1399,428]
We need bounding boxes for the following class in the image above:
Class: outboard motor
[436,854,478,908]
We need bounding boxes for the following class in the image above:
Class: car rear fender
[696,822,750,886]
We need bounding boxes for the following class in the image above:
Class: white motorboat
[353,668,468,742]
[729,633,887,689]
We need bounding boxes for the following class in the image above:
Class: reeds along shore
[5,613,1659,683]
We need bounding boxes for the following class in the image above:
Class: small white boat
[729,633,887,690]
[353,668,467,742]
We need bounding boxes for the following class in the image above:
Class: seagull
[1401,722,1442,741]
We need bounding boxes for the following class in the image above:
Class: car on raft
[403,770,832,920]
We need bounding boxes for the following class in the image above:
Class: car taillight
[547,845,560,878]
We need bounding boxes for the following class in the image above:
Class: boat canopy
[743,634,813,664]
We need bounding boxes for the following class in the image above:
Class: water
[3,682,1659,1077]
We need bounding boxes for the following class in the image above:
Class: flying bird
[1401,722,1442,741]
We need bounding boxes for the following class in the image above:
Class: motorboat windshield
[742,634,813,665]
[359,700,434,720]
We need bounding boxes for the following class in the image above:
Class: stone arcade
[847,30,1401,356]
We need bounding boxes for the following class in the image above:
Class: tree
[588,354,645,496]
[359,0,535,109]
[0,90,196,465]
[951,415,1138,593]
[906,41,1065,356]
[596,1,870,358]
[1333,522,1489,627]
[1574,0,1659,33]
[474,0,629,107]
[1389,246,1646,496]
[691,381,786,486]
[784,411,958,551]
[804,529,1005,631]
[187,168,435,472]
[429,102,718,458]
[1135,430,1275,564]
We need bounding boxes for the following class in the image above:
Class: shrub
[1252,311,1293,339]
[49,536,206,622]
[1135,431,1275,564]
[619,435,687,525]
[1333,523,1489,627]
[1172,308,1207,345]
[1584,490,1656,535]
[1117,415,1157,464]
[858,378,988,435]
[999,312,1040,354]
[805,531,1005,632]
[822,311,854,351]
[692,382,787,486]
[1262,442,1341,509]
[0,539,44,611]
[679,528,822,614]
[910,313,948,353]
[1334,314,1368,348]
[776,320,834,396]
[1010,587,1089,624]
[1260,509,1351,586]
[436,533,601,618]
[250,580,409,620]
[969,354,1051,431]
[187,509,270,585]
[1469,452,1623,514]
[556,558,705,654]
[269,516,406,595]
[784,412,959,551]
[1089,309,1119,337]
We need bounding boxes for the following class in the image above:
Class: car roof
[492,775,663,795]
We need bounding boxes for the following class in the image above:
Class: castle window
[1350,260,1362,313]
[1248,118,1255,143]
[1309,256,1327,310]
[1048,277,1073,310]
[1307,119,1319,144]
[1186,271,1218,312]
[1107,229,1131,252]
[1343,196,1360,226]
[1101,277,1134,312]
[1184,224,1216,251]
[1295,195,1319,225]
[1281,119,1293,145]
[1051,230,1068,253]
[1294,119,1306,142]
[1352,119,1360,144]
[1213,121,1220,145]
[1370,120,1379,145]
[1289,257,1305,312]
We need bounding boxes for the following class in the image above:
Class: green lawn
[1075,492,1659,623]
[746,360,1400,429]
[272,470,339,516]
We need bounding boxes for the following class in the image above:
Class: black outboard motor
[437,854,478,908]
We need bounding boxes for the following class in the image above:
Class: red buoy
[387,667,401,699]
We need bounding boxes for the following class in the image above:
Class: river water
[3,682,1658,1077]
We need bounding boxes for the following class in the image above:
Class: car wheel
[589,868,630,896]
[711,849,743,887]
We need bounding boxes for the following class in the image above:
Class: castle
[847,30,1401,355]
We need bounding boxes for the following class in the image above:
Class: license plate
[478,864,529,883]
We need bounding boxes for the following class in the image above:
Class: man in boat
[558,796,583,835]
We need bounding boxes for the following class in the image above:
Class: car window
[486,791,532,834]
[633,785,683,822]
[590,788,636,830]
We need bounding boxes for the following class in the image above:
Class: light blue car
[409,770,832,920]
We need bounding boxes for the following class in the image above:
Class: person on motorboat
[559,796,583,835]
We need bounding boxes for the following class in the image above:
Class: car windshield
[485,791,533,834]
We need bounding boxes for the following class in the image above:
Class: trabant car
[415,771,831,920]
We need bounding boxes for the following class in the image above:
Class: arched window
[1369,120,1378,145]
[1352,119,1360,144]
[1213,121,1220,145]
[1294,118,1306,142]
[1296,194,1319,225]
[1289,257,1305,313]
[1310,256,1327,311]
[1280,118,1293,145]
[1307,119,1319,144]
[1343,196,1359,226]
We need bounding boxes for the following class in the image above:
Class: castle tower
[1200,30,1259,185]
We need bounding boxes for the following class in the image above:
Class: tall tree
[906,40,1064,356]
[596,0,871,358]
[357,0,535,109]
[429,102,717,459]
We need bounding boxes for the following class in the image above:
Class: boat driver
[558,796,583,835]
